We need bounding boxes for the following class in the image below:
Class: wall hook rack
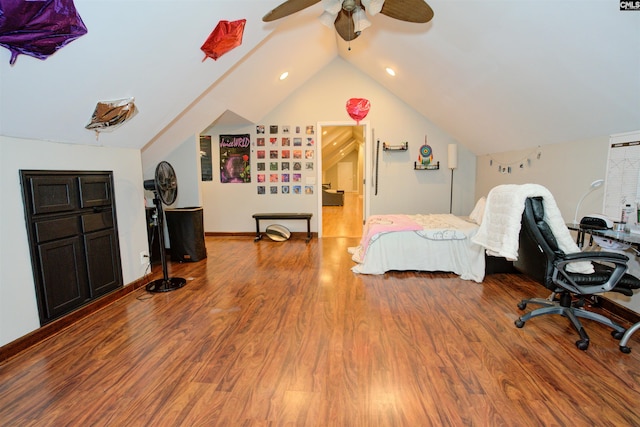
[414,161,440,170]
[383,141,408,151]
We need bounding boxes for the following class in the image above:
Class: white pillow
[469,196,486,224]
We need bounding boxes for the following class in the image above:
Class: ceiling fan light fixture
[322,0,343,14]
[353,8,371,32]
[386,67,396,76]
[361,0,385,15]
[279,71,289,80]
[342,0,357,12]
[319,10,338,28]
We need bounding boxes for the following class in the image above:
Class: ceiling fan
[263,0,434,42]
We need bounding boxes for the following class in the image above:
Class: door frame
[316,120,371,238]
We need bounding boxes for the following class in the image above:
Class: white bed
[349,213,486,282]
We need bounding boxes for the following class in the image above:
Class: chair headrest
[526,196,562,254]
[529,197,545,221]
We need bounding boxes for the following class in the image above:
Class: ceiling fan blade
[263,0,321,22]
[380,0,434,23]
[334,9,360,41]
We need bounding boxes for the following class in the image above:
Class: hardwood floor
[322,192,363,238]
[2,235,640,426]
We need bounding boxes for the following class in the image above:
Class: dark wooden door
[37,236,89,320]
[85,229,121,297]
[21,170,123,325]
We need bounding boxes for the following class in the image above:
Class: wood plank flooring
[322,192,363,238]
[2,233,640,426]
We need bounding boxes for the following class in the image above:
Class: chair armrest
[555,253,629,294]
[561,251,629,263]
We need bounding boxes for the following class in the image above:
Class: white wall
[142,134,203,209]
[0,137,149,346]
[475,136,608,219]
[198,58,476,233]
[201,121,318,234]
[475,134,640,314]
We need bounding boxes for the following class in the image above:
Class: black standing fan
[143,161,186,293]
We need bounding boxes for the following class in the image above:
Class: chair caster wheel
[620,345,632,354]
[515,319,525,328]
[612,330,624,340]
[517,301,527,310]
[576,339,589,351]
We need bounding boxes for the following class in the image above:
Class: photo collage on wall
[255,124,316,195]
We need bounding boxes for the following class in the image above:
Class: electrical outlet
[140,251,149,265]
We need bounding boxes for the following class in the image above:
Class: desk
[568,223,640,352]
[567,223,640,250]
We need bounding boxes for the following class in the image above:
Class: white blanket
[471,184,593,273]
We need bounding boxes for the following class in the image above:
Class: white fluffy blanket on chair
[471,184,593,273]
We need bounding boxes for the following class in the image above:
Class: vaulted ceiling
[322,125,364,171]
[1,1,638,157]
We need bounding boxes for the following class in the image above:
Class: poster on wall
[200,135,212,181]
[220,134,251,183]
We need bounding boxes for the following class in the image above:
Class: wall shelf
[414,161,440,170]
[383,142,408,151]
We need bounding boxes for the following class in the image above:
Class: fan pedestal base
[146,277,187,293]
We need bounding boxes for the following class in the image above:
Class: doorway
[318,123,368,238]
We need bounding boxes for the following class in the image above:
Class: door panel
[38,237,88,320]
[29,176,77,215]
[85,229,122,297]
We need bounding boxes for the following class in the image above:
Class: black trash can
[165,207,207,262]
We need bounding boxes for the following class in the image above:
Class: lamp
[353,8,371,33]
[319,0,374,37]
[448,144,458,214]
[319,10,336,28]
[319,0,342,28]
[322,0,343,14]
[361,0,385,15]
[573,179,604,224]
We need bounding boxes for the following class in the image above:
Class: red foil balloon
[346,98,370,124]
[201,19,246,61]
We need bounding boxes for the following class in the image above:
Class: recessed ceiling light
[385,67,396,77]
[279,71,289,80]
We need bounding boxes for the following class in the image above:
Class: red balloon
[346,98,371,124]
[201,19,246,61]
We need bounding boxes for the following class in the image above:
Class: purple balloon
[0,0,88,65]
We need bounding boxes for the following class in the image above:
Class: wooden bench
[252,213,313,242]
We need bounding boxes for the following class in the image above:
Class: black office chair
[513,197,640,350]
